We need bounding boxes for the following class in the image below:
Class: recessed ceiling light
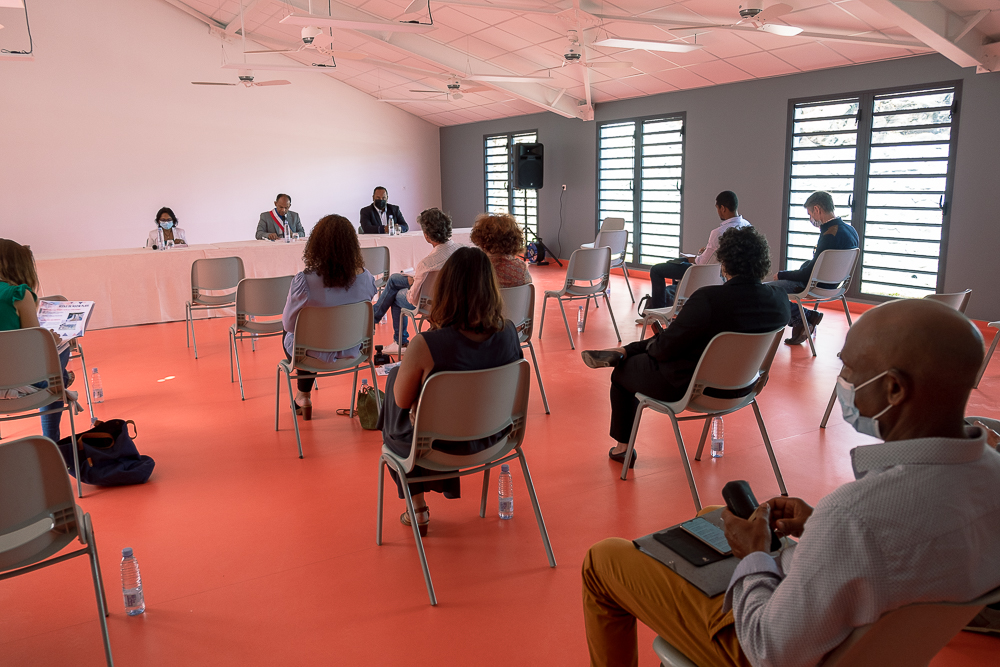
[592,38,704,54]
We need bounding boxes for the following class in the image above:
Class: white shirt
[694,215,750,265]
[403,239,460,304]
[373,204,387,229]
[723,427,1000,667]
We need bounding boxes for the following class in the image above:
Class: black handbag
[57,419,155,486]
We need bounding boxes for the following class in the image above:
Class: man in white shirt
[373,208,458,354]
[582,298,1000,667]
[639,191,749,318]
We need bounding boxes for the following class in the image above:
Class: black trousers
[649,261,691,309]
[608,343,687,444]
[283,340,315,392]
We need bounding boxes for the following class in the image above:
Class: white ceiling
[166,0,1000,126]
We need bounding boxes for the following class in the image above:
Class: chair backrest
[360,246,390,285]
[805,248,860,297]
[0,436,80,573]
[291,301,374,368]
[39,295,67,302]
[501,284,536,344]
[670,264,724,317]
[402,360,530,474]
[923,289,971,313]
[0,328,65,412]
[599,217,626,232]
[414,269,439,315]
[236,275,294,321]
[563,247,611,296]
[820,586,1000,666]
[191,256,245,293]
[670,329,784,415]
[593,230,628,267]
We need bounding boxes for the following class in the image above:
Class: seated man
[359,186,409,235]
[638,190,749,320]
[373,208,457,355]
[256,193,304,240]
[582,226,790,468]
[582,298,1000,667]
[769,190,858,345]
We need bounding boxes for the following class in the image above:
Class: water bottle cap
[122,547,133,558]
[92,367,98,372]
[501,464,510,473]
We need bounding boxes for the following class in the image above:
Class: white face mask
[810,216,824,228]
[159,220,174,230]
[835,371,894,439]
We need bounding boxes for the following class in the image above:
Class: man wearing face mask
[147,207,187,248]
[256,194,304,241]
[359,186,408,235]
[581,298,1000,666]
[769,190,858,345]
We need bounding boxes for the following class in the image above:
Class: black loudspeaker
[514,143,544,190]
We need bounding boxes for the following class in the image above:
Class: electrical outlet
[562,184,567,191]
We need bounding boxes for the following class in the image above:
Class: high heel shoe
[609,447,637,469]
[400,505,430,537]
[294,395,313,421]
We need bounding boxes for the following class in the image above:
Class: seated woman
[147,207,187,248]
[580,226,790,468]
[470,213,532,288]
[0,238,75,440]
[281,214,377,420]
[378,246,523,535]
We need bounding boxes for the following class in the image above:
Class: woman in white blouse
[147,207,187,249]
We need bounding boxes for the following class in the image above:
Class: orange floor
[2,264,998,666]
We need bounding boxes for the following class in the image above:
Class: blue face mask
[159,220,174,230]
[835,371,893,439]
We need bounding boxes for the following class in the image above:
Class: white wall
[0,0,441,254]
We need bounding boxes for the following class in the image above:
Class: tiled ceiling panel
[165,0,996,126]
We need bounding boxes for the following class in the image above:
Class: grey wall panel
[440,54,1000,320]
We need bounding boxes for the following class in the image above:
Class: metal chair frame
[399,270,439,340]
[229,275,294,400]
[39,295,95,422]
[360,246,390,300]
[185,256,245,359]
[786,248,861,357]
[501,284,550,414]
[539,247,621,350]
[639,264,723,340]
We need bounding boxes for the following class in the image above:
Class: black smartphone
[722,480,782,552]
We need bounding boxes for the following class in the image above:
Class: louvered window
[784,84,959,299]
[484,131,538,239]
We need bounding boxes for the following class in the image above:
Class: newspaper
[375,361,402,376]
[37,300,95,342]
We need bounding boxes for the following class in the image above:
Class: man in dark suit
[359,186,409,235]
[582,225,790,467]
[256,194,304,240]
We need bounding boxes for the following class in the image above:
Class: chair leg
[752,400,787,496]
[975,330,999,388]
[841,296,853,327]
[622,265,635,303]
[604,294,621,342]
[67,408,82,498]
[668,414,702,512]
[819,384,838,428]
[286,371,304,459]
[274,367,281,431]
[77,346,95,422]
[251,333,257,352]
[369,363,382,411]
[191,309,200,360]
[234,333,246,401]
[556,299,575,350]
[640,316,649,341]
[376,458,386,545]
[400,470,437,605]
[84,515,114,666]
[517,447,557,568]
[538,295,549,339]
[620,404,645,481]
[526,342,550,414]
[229,331,235,383]
[799,303,817,357]
[349,369,360,418]
[480,467,490,518]
[582,297,591,331]
[693,417,712,461]
[185,303,191,348]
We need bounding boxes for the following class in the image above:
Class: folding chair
[39,295,95,423]
[975,320,999,388]
[501,284,550,414]
[653,584,1000,667]
[376,360,556,605]
[0,328,83,498]
[0,436,113,665]
[581,217,626,248]
[618,329,788,513]
[639,264,723,340]
[400,269,439,338]
[229,275,294,400]
[539,247,621,350]
[186,256,245,359]
[275,302,379,458]
[593,229,634,303]
[786,247,861,356]
[360,246,390,299]
[923,289,971,313]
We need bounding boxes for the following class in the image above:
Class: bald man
[582,299,1000,667]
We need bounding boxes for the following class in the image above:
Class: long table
[35,230,473,330]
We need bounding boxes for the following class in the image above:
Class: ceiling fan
[192,70,290,87]
[243,26,367,60]
[670,1,804,37]
[546,30,634,72]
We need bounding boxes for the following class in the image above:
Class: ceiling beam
[159,0,226,30]
[224,0,266,34]
[857,0,996,71]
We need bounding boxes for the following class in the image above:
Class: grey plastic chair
[275,301,379,458]
[39,295,95,422]
[786,247,861,356]
[376,359,555,606]
[975,320,999,388]
[595,229,634,303]
[0,328,83,497]
[360,246,391,299]
[229,275,294,400]
[653,584,1000,667]
[581,217,627,248]
[539,246,621,350]
[619,329,788,513]
[400,269,439,338]
[923,289,971,313]
[0,435,112,666]
[186,256,245,359]
[501,284,549,414]
[639,264,723,340]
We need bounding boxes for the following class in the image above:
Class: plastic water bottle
[361,378,369,394]
[711,416,724,458]
[120,548,145,616]
[283,224,290,243]
[577,306,584,332]
[90,367,104,403]
[498,463,514,519]
[388,214,395,236]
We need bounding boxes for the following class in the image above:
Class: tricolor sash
[270,210,286,233]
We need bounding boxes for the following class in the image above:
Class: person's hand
[698,247,706,255]
[772,272,780,281]
[722,503,771,559]
[49,330,63,346]
[973,421,1000,449]
[175,239,186,245]
[407,275,414,286]
[267,233,278,241]
[769,496,813,538]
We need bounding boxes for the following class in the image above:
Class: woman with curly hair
[281,214,377,419]
[470,213,532,288]
[579,226,790,469]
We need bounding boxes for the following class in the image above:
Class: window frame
[779,80,962,301]
[483,129,540,240]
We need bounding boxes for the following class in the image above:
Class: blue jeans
[769,280,807,327]
[34,347,71,441]
[372,273,415,345]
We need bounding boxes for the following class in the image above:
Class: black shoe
[609,447,637,468]
[582,350,624,369]
[805,310,824,336]
[784,323,808,345]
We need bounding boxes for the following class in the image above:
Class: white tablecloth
[35,230,473,330]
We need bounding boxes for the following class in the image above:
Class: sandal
[294,394,312,421]
[400,505,430,537]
